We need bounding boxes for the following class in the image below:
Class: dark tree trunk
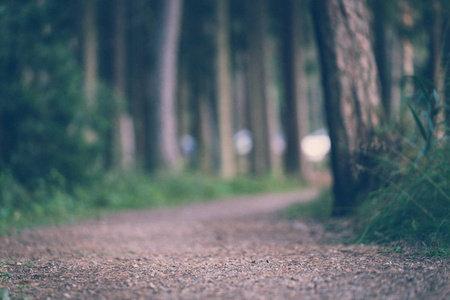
[311,0,382,216]
[373,0,393,118]
[280,0,308,177]
[129,0,152,170]
[246,0,271,175]
[424,0,443,88]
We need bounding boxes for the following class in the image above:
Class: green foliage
[0,172,302,235]
[282,189,333,220]
[357,81,450,248]
[0,1,97,188]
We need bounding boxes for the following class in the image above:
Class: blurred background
[0,0,449,242]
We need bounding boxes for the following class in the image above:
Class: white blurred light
[301,129,331,162]
[234,129,253,156]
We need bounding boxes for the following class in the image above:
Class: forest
[0,0,449,248]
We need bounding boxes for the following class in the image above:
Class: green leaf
[407,102,428,142]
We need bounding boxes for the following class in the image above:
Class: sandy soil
[0,189,449,299]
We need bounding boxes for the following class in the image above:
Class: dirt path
[0,189,449,299]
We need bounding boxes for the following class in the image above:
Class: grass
[355,146,450,248]
[0,172,303,235]
[282,188,333,220]
[355,79,450,249]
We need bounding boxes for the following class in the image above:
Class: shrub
[357,77,450,247]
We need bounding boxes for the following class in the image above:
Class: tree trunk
[247,0,271,175]
[199,86,215,174]
[216,0,236,178]
[399,1,415,96]
[280,0,308,178]
[311,0,382,216]
[373,0,392,118]
[83,0,98,108]
[156,0,183,170]
[444,19,450,136]
[130,0,149,169]
[265,35,283,176]
[234,53,251,174]
[425,0,443,88]
[114,0,135,170]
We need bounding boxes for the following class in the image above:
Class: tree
[372,0,402,119]
[155,0,184,170]
[113,0,135,170]
[246,0,272,175]
[129,0,151,170]
[311,0,383,215]
[216,0,236,178]
[280,0,309,178]
[83,0,99,108]
[0,0,94,187]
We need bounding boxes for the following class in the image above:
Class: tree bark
[247,0,271,175]
[280,0,308,178]
[444,19,450,136]
[114,0,135,170]
[129,0,149,169]
[311,0,382,216]
[156,0,183,170]
[83,0,98,108]
[399,1,415,96]
[216,0,236,178]
[425,0,443,88]
[199,86,215,174]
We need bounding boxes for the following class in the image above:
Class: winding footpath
[0,189,449,299]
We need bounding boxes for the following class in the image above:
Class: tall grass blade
[407,102,428,142]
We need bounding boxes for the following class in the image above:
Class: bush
[357,78,450,248]
[0,172,303,235]
[0,1,97,189]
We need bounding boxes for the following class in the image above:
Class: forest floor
[0,189,449,299]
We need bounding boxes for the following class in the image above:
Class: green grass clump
[357,147,450,247]
[282,189,333,219]
[0,172,303,235]
[357,78,449,248]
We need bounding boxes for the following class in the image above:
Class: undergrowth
[0,172,302,235]
[357,77,450,249]
[282,188,333,219]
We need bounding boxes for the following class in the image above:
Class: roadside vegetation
[285,78,450,253]
[356,78,449,249]
[0,172,303,235]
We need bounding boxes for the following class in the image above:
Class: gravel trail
[0,189,449,299]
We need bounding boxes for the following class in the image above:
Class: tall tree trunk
[247,0,271,175]
[216,0,236,178]
[444,19,450,136]
[373,0,392,118]
[311,0,382,216]
[399,1,415,96]
[234,53,251,174]
[130,0,148,169]
[424,0,450,137]
[83,0,98,108]
[199,84,215,174]
[265,35,283,176]
[372,0,403,119]
[114,0,135,170]
[280,0,308,178]
[425,0,443,88]
[156,0,183,170]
